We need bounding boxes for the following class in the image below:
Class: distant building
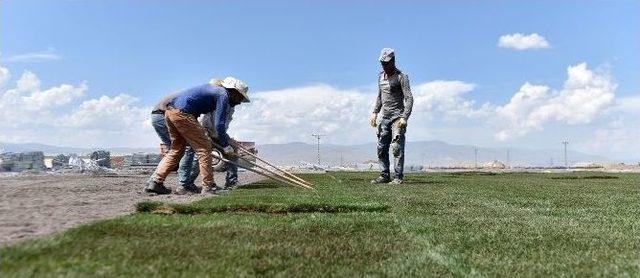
[0,151,45,172]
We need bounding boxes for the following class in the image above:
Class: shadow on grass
[402,179,445,185]
[239,181,281,189]
[137,201,390,215]
[445,172,498,177]
[550,175,618,180]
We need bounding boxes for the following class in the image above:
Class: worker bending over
[179,78,242,190]
[146,77,250,195]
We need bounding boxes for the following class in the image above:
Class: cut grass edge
[136,200,391,215]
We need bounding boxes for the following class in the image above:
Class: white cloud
[0,66,154,148]
[0,66,9,88]
[580,96,640,159]
[493,83,551,140]
[228,81,486,145]
[583,127,640,160]
[498,33,550,50]
[493,63,615,140]
[412,80,480,120]
[0,60,635,160]
[4,48,62,63]
[63,94,149,131]
[231,84,372,144]
[0,71,88,129]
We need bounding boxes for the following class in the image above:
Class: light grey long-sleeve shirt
[151,92,179,113]
[200,105,234,142]
[372,69,413,120]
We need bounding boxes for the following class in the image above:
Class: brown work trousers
[154,108,214,187]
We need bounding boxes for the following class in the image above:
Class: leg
[149,113,172,183]
[151,113,172,147]
[376,118,392,179]
[391,121,406,180]
[178,145,199,186]
[169,111,214,187]
[154,111,187,183]
[225,154,239,186]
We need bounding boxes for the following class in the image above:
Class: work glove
[396,117,407,129]
[222,145,237,157]
[369,113,378,128]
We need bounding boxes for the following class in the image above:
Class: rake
[231,142,314,187]
[210,143,313,190]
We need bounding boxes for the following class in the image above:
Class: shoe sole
[145,189,171,195]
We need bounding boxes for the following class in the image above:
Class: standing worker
[145,77,250,194]
[369,48,413,185]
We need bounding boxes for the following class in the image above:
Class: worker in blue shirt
[146,77,250,195]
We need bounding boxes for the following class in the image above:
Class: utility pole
[562,141,569,169]
[474,147,478,169]
[506,148,510,169]
[311,133,324,166]
[421,153,425,167]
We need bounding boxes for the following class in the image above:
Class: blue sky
[1,0,639,160]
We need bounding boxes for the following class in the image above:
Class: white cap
[379,47,395,62]
[221,77,250,103]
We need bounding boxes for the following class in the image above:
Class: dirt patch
[0,171,263,245]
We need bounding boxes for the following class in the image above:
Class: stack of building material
[124,153,162,166]
[0,151,45,172]
[90,150,111,168]
[51,154,70,169]
[109,156,126,169]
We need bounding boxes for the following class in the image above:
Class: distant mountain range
[257,141,611,167]
[0,142,157,156]
[0,140,613,167]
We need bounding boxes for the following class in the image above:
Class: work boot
[175,183,202,195]
[370,175,391,184]
[225,180,239,190]
[201,184,223,195]
[389,178,404,185]
[145,180,172,195]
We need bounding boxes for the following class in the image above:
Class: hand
[369,113,378,128]
[229,137,238,146]
[222,145,236,157]
[396,118,407,129]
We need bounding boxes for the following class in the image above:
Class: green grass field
[2,172,639,277]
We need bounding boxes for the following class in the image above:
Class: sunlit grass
[2,172,638,276]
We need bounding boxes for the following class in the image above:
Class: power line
[311,133,325,166]
[506,148,510,169]
[474,147,478,169]
[562,141,569,169]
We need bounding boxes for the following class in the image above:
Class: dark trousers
[376,118,406,179]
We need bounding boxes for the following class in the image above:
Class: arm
[199,112,217,140]
[214,93,231,147]
[372,75,382,114]
[400,74,413,120]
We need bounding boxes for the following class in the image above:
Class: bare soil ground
[0,171,262,245]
